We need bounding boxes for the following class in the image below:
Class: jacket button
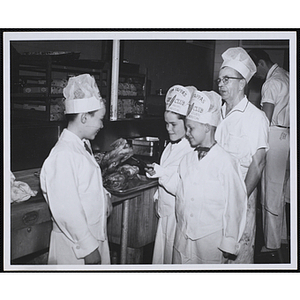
[191,198,194,201]
[190,213,193,217]
[76,245,80,249]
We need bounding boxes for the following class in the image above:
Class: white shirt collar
[221,96,249,118]
[266,63,278,80]
[61,128,88,148]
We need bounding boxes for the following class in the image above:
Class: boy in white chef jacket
[163,90,247,264]
[40,74,111,265]
[145,85,194,264]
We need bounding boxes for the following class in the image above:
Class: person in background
[215,47,270,263]
[40,74,111,265]
[145,85,194,264]
[160,90,247,264]
[248,49,290,252]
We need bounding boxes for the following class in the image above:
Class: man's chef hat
[165,85,195,116]
[221,47,257,83]
[186,90,222,127]
[63,74,105,114]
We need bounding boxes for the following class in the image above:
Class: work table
[10,168,158,264]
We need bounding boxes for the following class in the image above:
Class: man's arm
[245,148,267,197]
[262,102,275,124]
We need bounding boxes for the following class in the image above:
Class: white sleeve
[158,162,181,196]
[218,158,247,256]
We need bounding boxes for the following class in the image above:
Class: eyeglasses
[215,76,243,85]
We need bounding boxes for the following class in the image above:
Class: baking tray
[128,136,160,157]
[105,175,157,196]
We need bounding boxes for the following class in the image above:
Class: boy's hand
[84,248,101,264]
[222,251,237,260]
[145,163,156,177]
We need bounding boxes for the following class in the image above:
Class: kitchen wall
[213,40,289,107]
[122,40,215,94]
[11,40,215,170]
[11,39,289,171]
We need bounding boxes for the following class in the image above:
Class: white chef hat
[221,47,257,83]
[165,85,194,116]
[63,74,105,114]
[186,90,222,127]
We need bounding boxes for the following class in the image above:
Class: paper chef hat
[165,85,195,116]
[221,47,257,83]
[63,74,105,114]
[186,90,222,127]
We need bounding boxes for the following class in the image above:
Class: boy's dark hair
[177,113,186,120]
[248,49,273,66]
[65,110,98,123]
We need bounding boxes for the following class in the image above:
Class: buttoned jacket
[174,144,247,255]
[40,129,108,259]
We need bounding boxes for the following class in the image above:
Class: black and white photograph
[3,30,297,274]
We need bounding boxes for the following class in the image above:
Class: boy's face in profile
[185,119,206,148]
[83,107,106,140]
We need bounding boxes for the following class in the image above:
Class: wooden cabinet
[11,54,110,122]
[108,186,158,248]
[10,168,51,262]
[10,168,158,265]
[107,184,158,264]
[11,198,52,262]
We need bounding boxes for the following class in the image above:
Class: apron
[228,189,257,264]
[261,126,290,249]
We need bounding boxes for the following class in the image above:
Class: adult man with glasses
[214,47,270,264]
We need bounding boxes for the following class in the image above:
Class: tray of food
[94,138,157,195]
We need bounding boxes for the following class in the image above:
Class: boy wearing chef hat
[163,89,248,264]
[215,47,269,263]
[40,74,111,265]
[145,85,194,264]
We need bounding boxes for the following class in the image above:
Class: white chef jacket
[151,138,193,264]
[260,64,290,249]
[214,96,269,263]
[40,129,109,263]
[215,96,269,178]
[166,144,247,255]
[155,138,194,217]
[261,64,289,127]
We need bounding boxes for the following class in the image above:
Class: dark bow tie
[194,145,212,160]
[170,138,182,145]
[194,146,211,153]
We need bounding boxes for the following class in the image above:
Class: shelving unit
[11,54,110,122]
[115,72,147,120]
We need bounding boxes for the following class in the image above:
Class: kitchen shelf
[116,71,147,120]
[11,54,110,122]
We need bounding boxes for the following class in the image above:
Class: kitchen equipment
[129,137,160,157]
